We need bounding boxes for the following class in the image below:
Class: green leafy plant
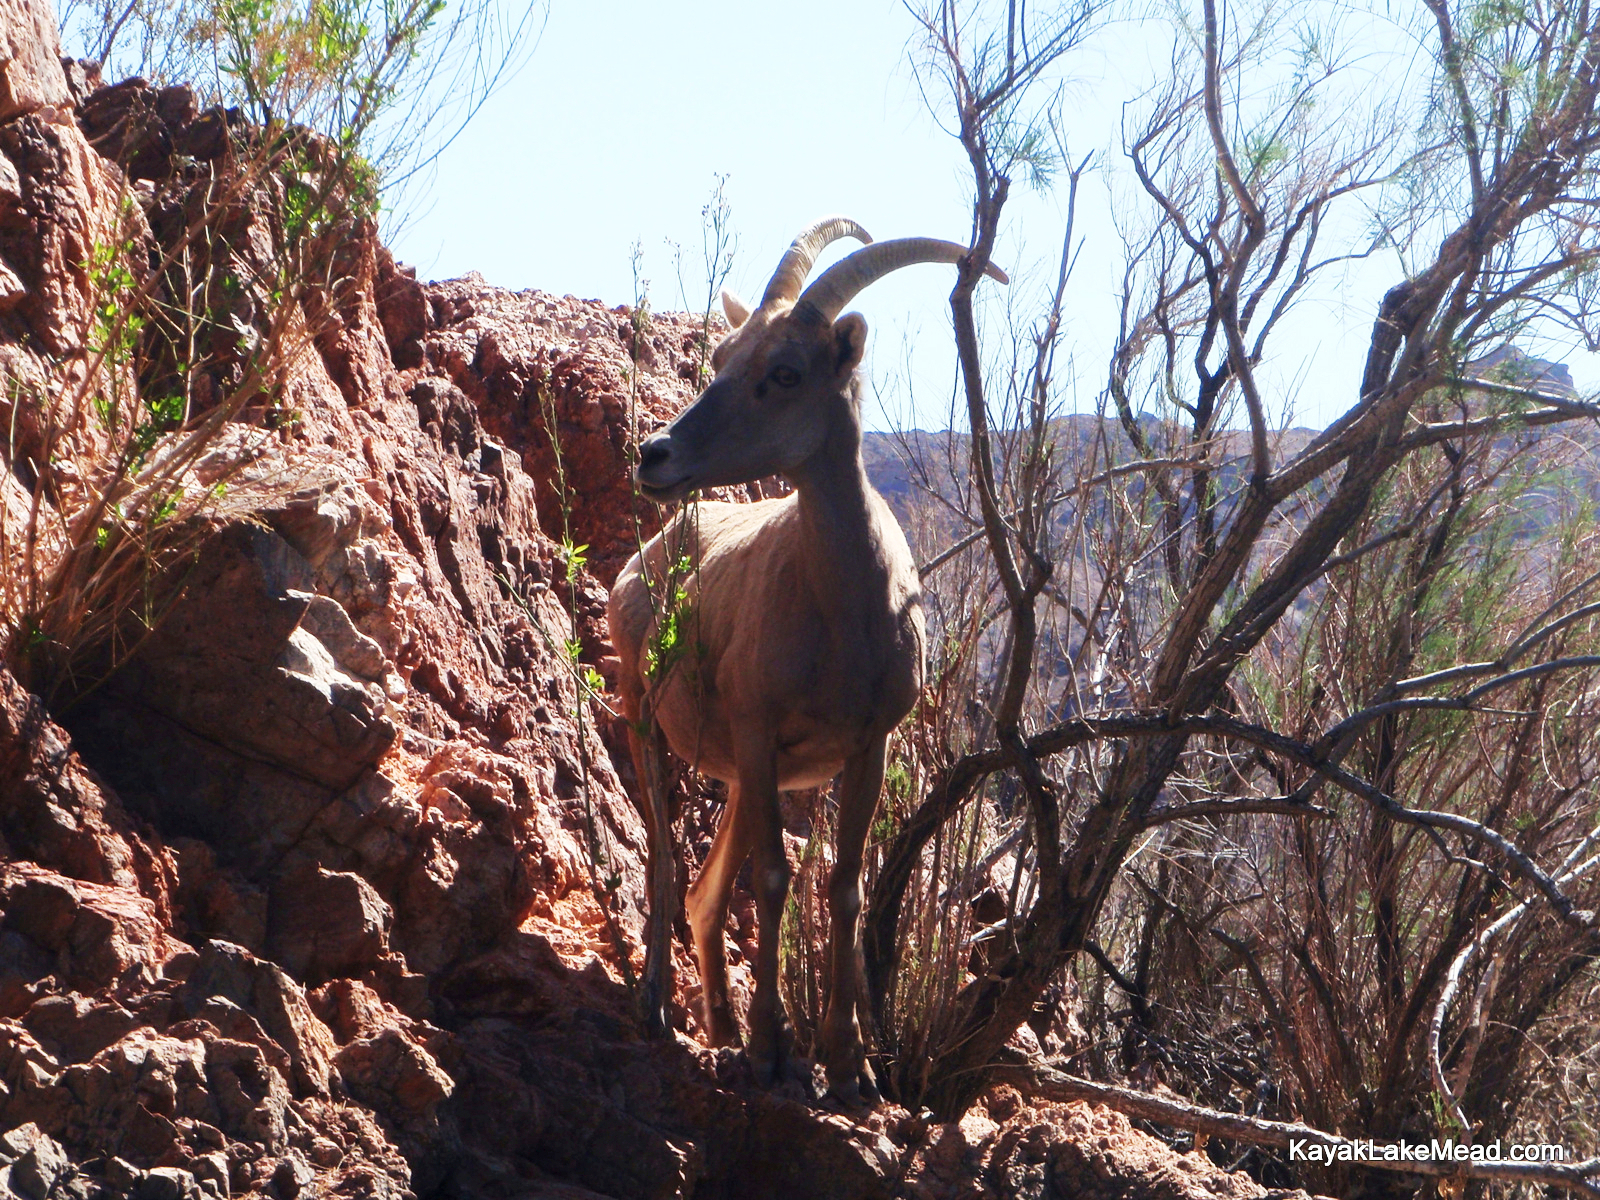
[8,0,538,705]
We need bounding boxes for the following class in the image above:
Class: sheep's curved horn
[760,216,873,308]
[795,239,1009,324]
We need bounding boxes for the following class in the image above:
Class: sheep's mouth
[636,475,693,505]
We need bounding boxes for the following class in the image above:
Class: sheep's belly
[777,756,849,792]
[652,698,866,793]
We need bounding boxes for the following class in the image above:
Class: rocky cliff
[0,6,1325,1197]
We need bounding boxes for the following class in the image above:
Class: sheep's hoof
[825,1060,881,1108]
[702,1000,741,1049]
[746,1040,784,1087]
[746,1016,793,1087]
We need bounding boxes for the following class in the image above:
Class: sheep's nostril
[638,436,672,475]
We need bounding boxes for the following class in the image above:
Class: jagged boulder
[0,2,1340,1193]
[0,670,174,908]
[0,0,70,123]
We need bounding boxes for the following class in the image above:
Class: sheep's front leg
[685,783,751,1047]
[734,730,789,1084]
[627,715,677,1039]
[820,737,886,1105]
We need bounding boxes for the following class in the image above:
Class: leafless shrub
[845,0,1600,1195]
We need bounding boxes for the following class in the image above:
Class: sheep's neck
[785,408,884,622]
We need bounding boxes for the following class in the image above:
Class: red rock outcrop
[0,0,69,123]
[0,5,1330,1198]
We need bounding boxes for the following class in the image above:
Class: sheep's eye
[770,365,802,388]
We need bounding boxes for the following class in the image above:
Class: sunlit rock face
[0,5,1336,1195]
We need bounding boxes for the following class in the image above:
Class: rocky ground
[0,4,1328,1196]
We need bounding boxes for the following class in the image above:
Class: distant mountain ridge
[862,344,1584,528]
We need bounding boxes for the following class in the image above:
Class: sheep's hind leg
[686,784,751,1047]
[735,734,791,1085]
[820,738,886,1106]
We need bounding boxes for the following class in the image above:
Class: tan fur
[611,494,922,788]
[607,276,925,1102]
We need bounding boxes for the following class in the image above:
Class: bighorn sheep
[607,217,1005,1102]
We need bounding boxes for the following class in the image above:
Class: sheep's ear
[721,289,751,329]
[832,313,867,377]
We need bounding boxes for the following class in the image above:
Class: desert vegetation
[1,0,537,706]
[744,0,1600,1196]
[4,0,1600,1195]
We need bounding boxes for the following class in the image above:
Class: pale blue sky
[386,0,1036,433]
[382,1,1593,433]
[386,1,977,307]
